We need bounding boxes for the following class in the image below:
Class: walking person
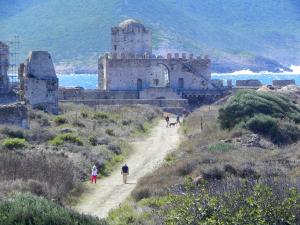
[121,164,129,184]
[176,115,180,126]
[91,165,98,184]
[165,115,170,127]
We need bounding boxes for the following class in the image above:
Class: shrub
[219,90,300,145]
[271,121,300,145]
[0,152,77,201]
[163,181,300,225]
[81,111,89,118]
[105,129,115,136]
[202,167,224,180]
[245,114,277,135]
[2,138,27,149]
[1,127,24,138]
[107,143,121,154]
[88,135,98,146]
[132,188,151,201]
[207,142,233,152]
[53,115,68,125]
[0,193,106,225]
[218,90,300,129]
[245,115,300,145]
[49,134,83,146]
[93,112,109,120]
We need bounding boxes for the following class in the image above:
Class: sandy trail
[73,120,180,219]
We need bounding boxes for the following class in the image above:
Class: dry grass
[0,103,161,203]
[133,105,300,201]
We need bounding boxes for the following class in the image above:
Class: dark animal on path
[169,122,177,127]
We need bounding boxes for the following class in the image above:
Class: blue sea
[57,67,300,89]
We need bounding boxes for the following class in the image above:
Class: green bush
[163,181,300,225]
[1,127,24,138]
[244,115,300,145]
[2,138,27,149]
[80,110,89,118]
[0,193,106,225]
[219,90,300,129]
[245,114,278,134]
[271,121,300,145]
[105,129,115,136]
[93,112,109,120]
[207,142,233,152]
[219,90,300,145]
[88,135,97,146]
[53,115,68,125]
[49,134,83,146]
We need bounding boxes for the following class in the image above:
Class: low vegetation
[0,193,106,225]
[0,103,161,215]
[219,90,300,145]
[1,138,27,149]
[108,92,300,224]
[49,133,83,146]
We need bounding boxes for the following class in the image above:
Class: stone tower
[0,42,10,93]
[111,19,152,57]
[19,51,59,114]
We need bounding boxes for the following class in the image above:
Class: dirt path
[73,119,181,219]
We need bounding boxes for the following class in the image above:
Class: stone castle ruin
[98,19,223,101]
[0,18,297,127]
[0,42,10,94]
[19,51,59,114]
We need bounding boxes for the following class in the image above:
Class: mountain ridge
[0,0,299,73]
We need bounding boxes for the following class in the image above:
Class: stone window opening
[178,78,184,89]
[137,79,143,91]
[114,45,117,51]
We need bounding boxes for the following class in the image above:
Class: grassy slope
[0,103,161,203]
[1,0,300,70]
[107,98,300,224]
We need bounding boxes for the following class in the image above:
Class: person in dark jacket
[121,164,129,184]
[165,116,170,127]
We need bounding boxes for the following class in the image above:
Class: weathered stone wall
[0,42,10,93]
[236,79,262,87]
[20,51,59,114]
[111,19,152,57]
[139,87,181,99]
[60,99,188,108]
[58,88,139,100]
[0,103,28,128]
[272,80,295,87]
[99,54,212,92]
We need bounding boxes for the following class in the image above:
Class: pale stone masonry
[0,42,10,93]
[111,19,152,58]
[19,51,59,114]
[0,103,28,128]
[99,19,219,99]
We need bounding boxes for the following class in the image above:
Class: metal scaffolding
[7,35,20,87]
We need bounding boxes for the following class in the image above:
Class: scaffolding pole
[8,35,20,87]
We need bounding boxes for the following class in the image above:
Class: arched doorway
[137,79,143,90]
[150,63,170,87]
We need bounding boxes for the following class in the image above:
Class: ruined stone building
[0,42,10,94]
[98,19,221,100]
[19,51,59,114]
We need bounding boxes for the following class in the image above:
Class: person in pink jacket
[91,165,98,184]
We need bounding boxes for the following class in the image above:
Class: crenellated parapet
[98,19,221,95]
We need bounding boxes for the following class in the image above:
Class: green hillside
[1,0,300,72]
